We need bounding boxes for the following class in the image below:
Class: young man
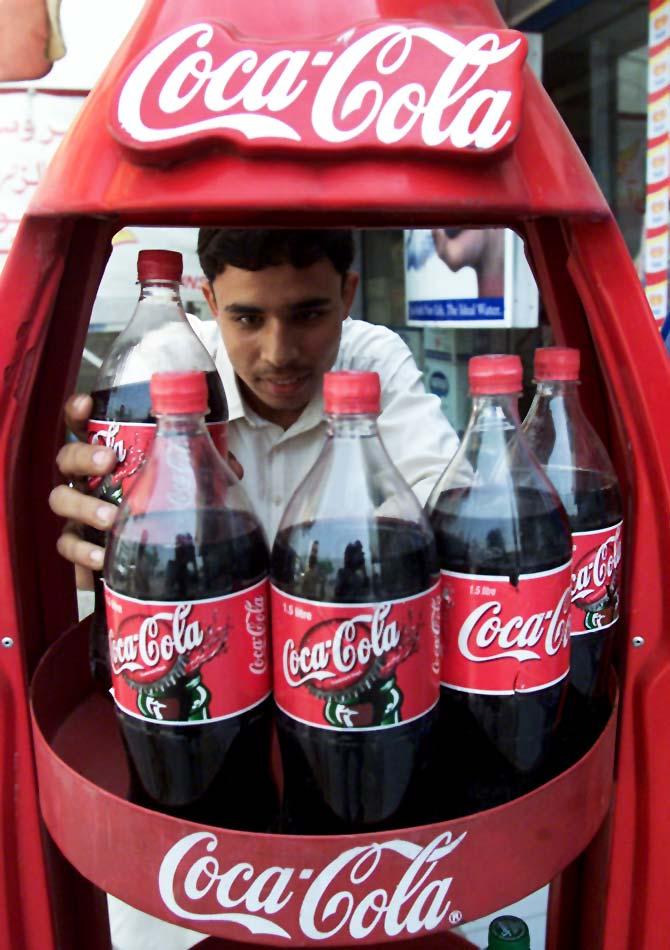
[51,229,459,570]
[49,228,460,950]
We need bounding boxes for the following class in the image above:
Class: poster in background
[404,229,538,330]
[405,228,509,327]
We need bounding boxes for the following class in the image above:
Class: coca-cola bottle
[87,249,228,689]
[103,370,274,830]
[523,347,623,733]
[271,371,441,834]
[426,355,572,814]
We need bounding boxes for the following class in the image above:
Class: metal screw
[1,637,14,648]
[632,636,645,648]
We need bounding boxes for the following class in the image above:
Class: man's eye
[236,314,262,327]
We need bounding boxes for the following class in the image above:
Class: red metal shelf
[30,619,616,947]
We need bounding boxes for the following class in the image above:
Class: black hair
[197,228,355,283]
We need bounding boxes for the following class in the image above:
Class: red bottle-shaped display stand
[0,0,668,948]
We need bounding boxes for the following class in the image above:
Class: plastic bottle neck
[326,413,379,438]
[468,393,522,431]
[155,413,208,438]
[524,379,589,454]
[532,379,582,412]
[138,278,183,303]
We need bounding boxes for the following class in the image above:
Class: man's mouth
[259,373,311,395]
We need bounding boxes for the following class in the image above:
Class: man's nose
[261,320,300,367]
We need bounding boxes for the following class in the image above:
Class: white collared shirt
[188,316,460,543]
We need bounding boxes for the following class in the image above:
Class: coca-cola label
[87,420,154,503]
[271,584,440,730]
[105,578,271,724]
[87,419,227,504]
[440,562,572,694]
[571,521,623,635]
[110,21,526,161]
[158,827,467,940]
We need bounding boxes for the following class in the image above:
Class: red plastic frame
[30,619,617,946]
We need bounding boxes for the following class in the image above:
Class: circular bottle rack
[30,620,617,947]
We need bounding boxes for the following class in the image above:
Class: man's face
[203,259,358,429]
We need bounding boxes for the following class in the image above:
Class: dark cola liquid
[90,371,227,423]
[106,507,276,830]
[430,486,572,814]
[271,517,439,834]
[87,371,227,690]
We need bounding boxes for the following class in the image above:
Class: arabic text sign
[0,91,85,268]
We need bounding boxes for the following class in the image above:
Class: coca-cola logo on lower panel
[110,20,527,161]
[158,828,467,941]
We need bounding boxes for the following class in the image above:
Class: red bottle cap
[324,371,381,414]
[150,371,208,415]
[137,249,183,283]
[534,347,580,381]
[469,355,522,394]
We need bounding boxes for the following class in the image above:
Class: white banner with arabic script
[0,90,86,272]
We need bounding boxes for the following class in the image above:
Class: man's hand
[48,394,117,572]
[49,393,244,577]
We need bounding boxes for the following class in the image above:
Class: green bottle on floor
[487,915,531,949]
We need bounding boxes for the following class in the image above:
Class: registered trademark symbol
[449,910,462,925]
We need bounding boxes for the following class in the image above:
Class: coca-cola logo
[108,600,229,689]
[158,829,467,940]
[107,582,271,722]
[88,421,151,497]
[90,421,127,463]
[110,603,203,676]
[458,585,571,665]
[245,593,268,675]
[111,21,526,159]
[572,524,622,609]
[283,602,413,694]
[431,592,441,676]
[164,441,196,509]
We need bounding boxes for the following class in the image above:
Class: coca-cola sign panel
[158,828,468,941]
[110,21,527,159]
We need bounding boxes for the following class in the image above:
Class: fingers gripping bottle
[271,371,441,834]
[103,371,274,830]
[523,347,623,729]
[426,355,572,814]
[87,250,228,689]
